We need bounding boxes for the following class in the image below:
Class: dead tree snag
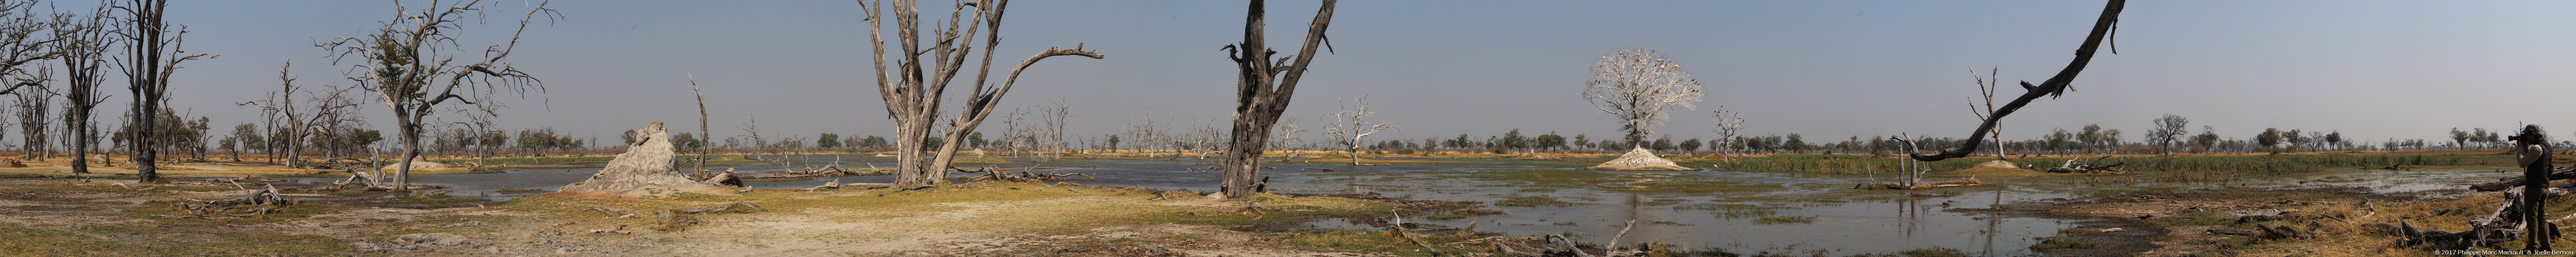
[1908,0,2125,162]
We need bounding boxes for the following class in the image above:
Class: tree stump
[1584,147,1693,171]
[552,121,734,198]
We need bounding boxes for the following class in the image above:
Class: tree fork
[1219,0,1337,199]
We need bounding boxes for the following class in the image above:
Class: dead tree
[1965,67,2006,160]
[52,5,109,174]
[1037,99,1072,160]
[321,0,554,189]
[0,1,49,162]
[121,0,216,183]
[1584,48,1702,149]
[1906,0,2126,162]
[1581,48,1702,170]
[1218,0,1337,199]
[924,39,1103,177]
[688,74,709,176]
[1319,96,1394,165]
[13,80,47,161]
[1706,107,1743,161]
[856,0,1103,187]
[1271,116,1304,159]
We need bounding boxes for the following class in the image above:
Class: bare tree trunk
[1907,0,2125,162]
[1219,0,1337,199]
[690,75,709,175]
[124,0,213,183]
[928,45,1102,176]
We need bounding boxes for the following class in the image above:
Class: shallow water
[247,155,2522,256]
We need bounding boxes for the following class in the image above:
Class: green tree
[1650,136,1673,151]
[2324,131,2343,151]
[2449,128,2470,150]
[2257,128,2284,149]
[859,136,887,149]
[674,132,703,150]
[1678,138,1702,154]
[817,133,841,148]
[1784,134,1807,153]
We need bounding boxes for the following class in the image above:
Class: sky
[98,0,2576,146]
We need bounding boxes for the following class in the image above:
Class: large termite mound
[1583,147,1695,171]
[553,121,734,198]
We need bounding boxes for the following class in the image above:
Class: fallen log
[2471,167,2576,192]
[160,184,293,219]
[2045,156,2126,174]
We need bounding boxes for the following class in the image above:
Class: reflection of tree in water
[1980,190,2003,256]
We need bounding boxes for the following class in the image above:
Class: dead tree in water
[320,0,554,189]
[855,0,1101,187]
[1217,0,1337,199]
[1905,0,2126,162]
[1319,96,1395,165]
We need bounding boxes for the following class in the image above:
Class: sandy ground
[0,179,1391,257]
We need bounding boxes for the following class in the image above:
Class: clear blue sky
[130,0,2576,146]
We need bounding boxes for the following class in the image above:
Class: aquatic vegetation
[2028,237,2097,251]
[1753,216,1818,224]
[1493,195,1588,207]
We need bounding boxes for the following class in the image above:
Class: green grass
[0,224,356,256]
[2028,236,2098,252]
[1493,195,1588,207]
[1271,229,1479,257]
[1752,216,1817,224]
[1843,248,1972,257]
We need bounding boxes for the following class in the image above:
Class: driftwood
[750,164,896,179]
[2470,166,2576,192]
[2044,156,2127,174]
[1388,211,1442,255]
[951,166,1094,182]
[806,178,843,191]
[800,178,892,192]
[157,184,294,219]
[699,171,739,187]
